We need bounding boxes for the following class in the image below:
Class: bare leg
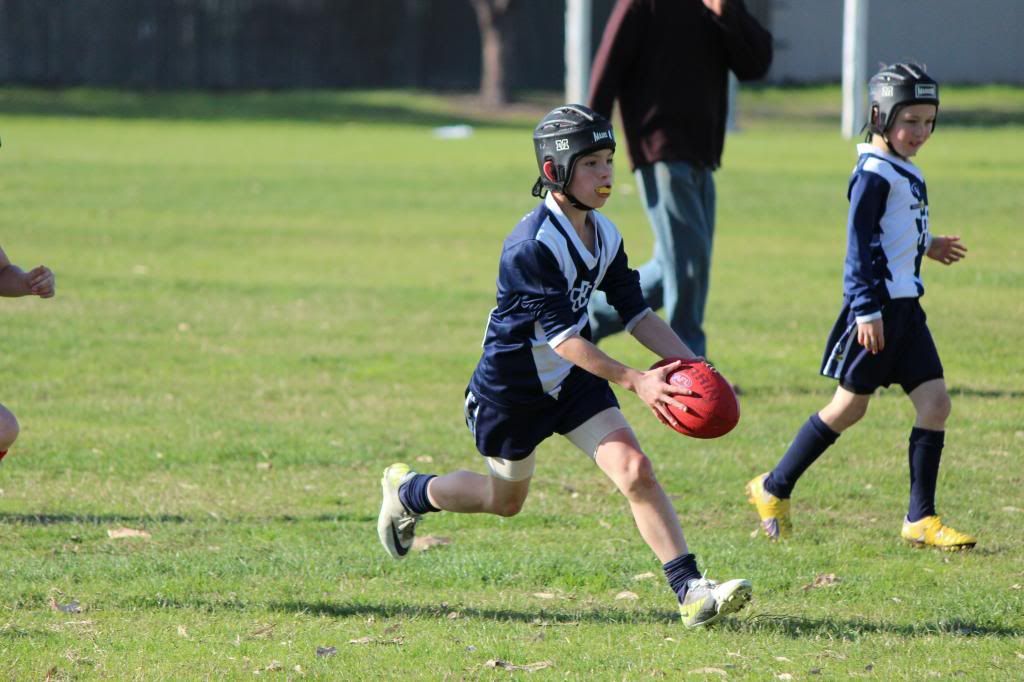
[426,470,531,518]
[908,378,951,430]
[818,385,871,433]
[594,428,688,563]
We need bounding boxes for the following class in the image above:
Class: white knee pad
[564,407,633,459]
[486,452,536,482]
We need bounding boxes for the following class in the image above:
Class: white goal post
[842,0,869,138]
[565,0,592,105]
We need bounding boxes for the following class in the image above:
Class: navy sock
[663,553,702,602]
[398,473,440,515]
[907,427,944,522]
[764,414,840,499]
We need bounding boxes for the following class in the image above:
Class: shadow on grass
[271,601,1023,638]
[4,87,1022,128]
[0,87,538,129]
[740,384,1024,400]
[729,613,1023,638]
[0,513,189,526]
[939,109,1024,127]
[273,600,680,625]
[742,106,1024,129]
[0,512,373,525]
[947,386,1024,399]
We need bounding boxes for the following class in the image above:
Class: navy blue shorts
[820,298,943,395]
[464,380,619,461]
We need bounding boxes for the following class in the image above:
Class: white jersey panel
[857,145,930,302]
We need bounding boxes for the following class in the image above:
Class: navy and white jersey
[843,143,933,324]
[469,193,650,411]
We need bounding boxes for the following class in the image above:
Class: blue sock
[398,473,440,515]
[764,414,840,499]
[907,427,944,522]
[663,553,702,602]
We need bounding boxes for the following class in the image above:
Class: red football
[650,358,740,439]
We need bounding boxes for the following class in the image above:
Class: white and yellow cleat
[901,515,976,552]
[679,577,752,628]
[377,463,420,559]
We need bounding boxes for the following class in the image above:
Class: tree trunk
[469,0,513,109]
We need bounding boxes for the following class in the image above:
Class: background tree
[468,0,515,108]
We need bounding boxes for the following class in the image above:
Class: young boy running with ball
[378,105,751,627]
[746,64,975,551]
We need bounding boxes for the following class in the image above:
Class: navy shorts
[464,380,619,461]
[820,298,943,395]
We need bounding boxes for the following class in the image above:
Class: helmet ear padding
[868,104,885,137]
[543,159,558,182]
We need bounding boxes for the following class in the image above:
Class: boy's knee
[917,391,952,424]
[492,495,526,518]
[843,398,869,422]
[822,394,869,432]
[617,452,658,495]
[487,473,531,517]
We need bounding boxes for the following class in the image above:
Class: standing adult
[586,0,772,359]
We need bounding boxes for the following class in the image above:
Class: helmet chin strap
[531,177,546,198]
[879,132,908,160]
[565,191,595,211]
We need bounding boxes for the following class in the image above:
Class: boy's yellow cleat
[745,473,791,540]
[901,515,976,551]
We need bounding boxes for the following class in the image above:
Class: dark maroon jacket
[589,0,773,171]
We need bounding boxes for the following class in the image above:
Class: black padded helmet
[531,104,615,202]
[868,62,940,137]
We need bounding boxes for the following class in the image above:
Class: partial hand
[26,265,55,298]
[636,359,694,429]
[927,235,967,265]
[857,319,884,355]
[702,0,726,16]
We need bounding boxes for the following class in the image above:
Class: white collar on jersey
[856,143,923,177]
[544,193,600,265]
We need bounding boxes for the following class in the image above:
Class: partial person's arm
[553,334,691,428]
[588,0,645,117]
[0,247,55,298]
[705,0,773,81]
[629,310,697,361]
[844,172,889,323]
[844,172,889,354]
[596,238,654,336]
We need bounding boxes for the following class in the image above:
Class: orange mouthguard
[596,186,612,196]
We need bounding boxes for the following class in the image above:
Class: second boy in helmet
[745,63,975,551]
[377,105,752,627]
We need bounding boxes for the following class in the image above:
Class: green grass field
[1,86,1022,680]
